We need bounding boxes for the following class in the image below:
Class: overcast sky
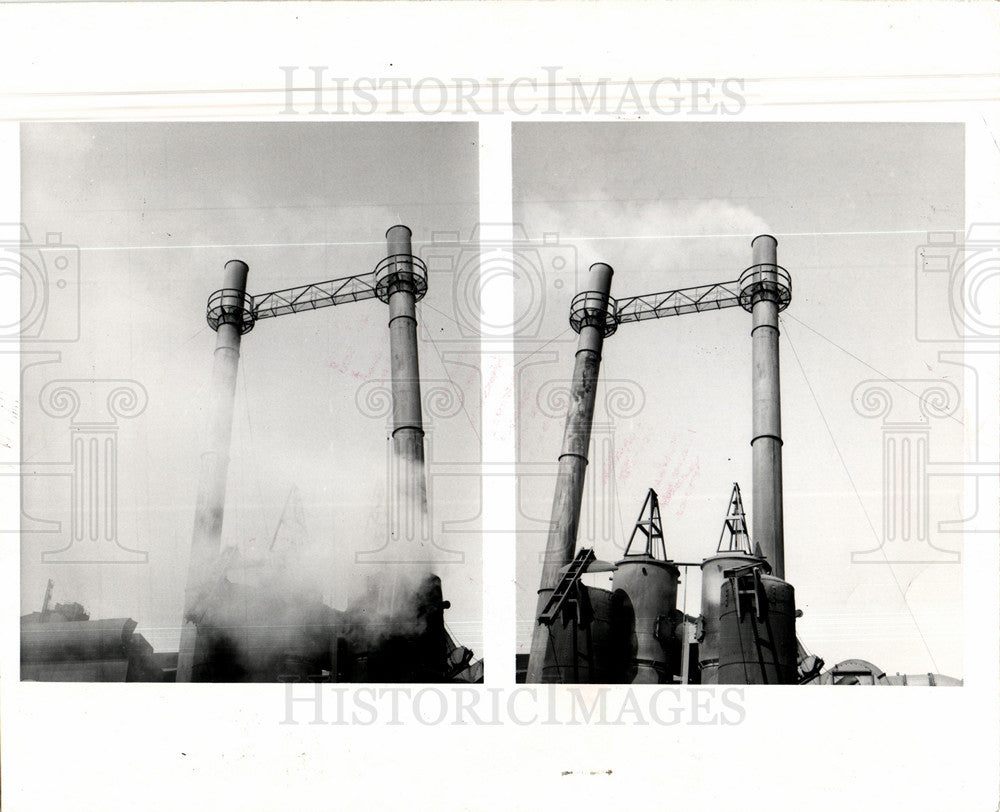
[514,122,965,677]
[18,120,971,677]
[20,122,483,654]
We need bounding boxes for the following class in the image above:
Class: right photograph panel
[514,123,965,686]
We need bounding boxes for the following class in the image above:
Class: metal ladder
[727,564,768,622]
[538,548,596,626]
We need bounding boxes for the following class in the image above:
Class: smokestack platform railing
[206,254,429,332]
[569,262,791,333]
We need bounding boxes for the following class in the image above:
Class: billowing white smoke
[209,491,438,666]
[522,198,773,289]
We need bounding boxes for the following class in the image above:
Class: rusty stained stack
[526,263,615,684]
[177,259,250,683]
[707,236,796,684]
[382,225,432,561]
[747,235,786,580]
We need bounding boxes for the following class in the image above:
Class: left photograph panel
[18,122,483,683]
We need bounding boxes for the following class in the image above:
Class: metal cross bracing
[623,488,668,560]
[253,272,380,319]
[568,262,791,337]
[205,253,428,333]
[717,482,753,555]
[615,279,743,324]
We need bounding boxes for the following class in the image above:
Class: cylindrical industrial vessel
[612,556,680,684]
[542,585,618,684]
[527,263,616,683]
[717,572,797,685]
[343,572,449,682]
[698,552,767,684]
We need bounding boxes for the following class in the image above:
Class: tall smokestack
[177,260,252,682]
[383,225,430,553]
[748,235,785,579]
[526,263,615,683]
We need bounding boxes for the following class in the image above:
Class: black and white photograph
[17,122,483,683]
[1,3,998,811]
[514,122,966,685]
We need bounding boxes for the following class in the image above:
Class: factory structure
[523,236,961,687]
[20,226,960,686]
[22,226,482,684]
